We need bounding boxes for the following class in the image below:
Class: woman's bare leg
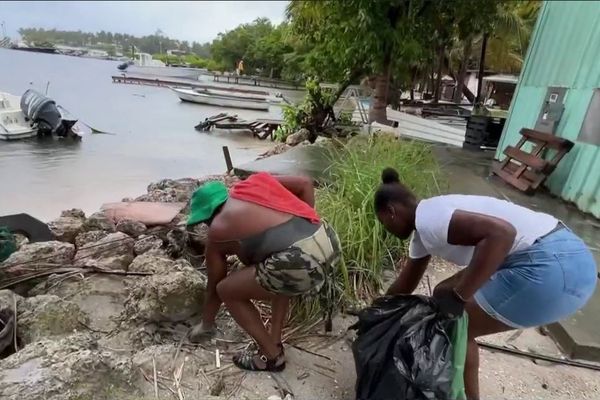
[270,296,290,344]
[463,300,512,400]
[216,267,281,359]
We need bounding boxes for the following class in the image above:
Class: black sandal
[232,347,286,372]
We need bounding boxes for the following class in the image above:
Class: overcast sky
[1,1,289,43]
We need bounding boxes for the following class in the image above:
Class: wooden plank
[503,146,549,171]
[520,128,574,150]
[492,162,535,194]
[503,161,540,183]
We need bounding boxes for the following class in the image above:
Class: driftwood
[0,264,152,291]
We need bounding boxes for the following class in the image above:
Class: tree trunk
[433,45,445,103]
[369,59,392,124]
[443,54,476,103]
[476,33,488,104]
[453,38,473,104]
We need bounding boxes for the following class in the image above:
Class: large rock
[74,232,134,270]
[17,294,89,345]
[124,265,205,323]
[136,178,200,203]
[133,235,163,256]
[116,219,147,238]
[0,333,137,400]
[29,275,131,333]
[47,209,86,243]
[75,230,109,248]
[286,128,310,146]
[0,242,75,286]
[82,212,116,233]
[128,253,192,274]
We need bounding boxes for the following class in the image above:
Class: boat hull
[172,88,269,111]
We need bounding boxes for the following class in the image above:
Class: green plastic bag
[449,313,469,400]
[0,226,17,263]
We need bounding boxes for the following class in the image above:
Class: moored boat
[171,87,270,111]
[194,88,282,103]
[117,53,204,80]
[0,92,37,140]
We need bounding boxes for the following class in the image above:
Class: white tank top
[408,195,558,266]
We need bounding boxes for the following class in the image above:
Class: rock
[75,230,109,248]
[1,241,75,283]
[128,253,194,275]
[133,235,163,256]
[124,267,206,322]
[28,275,131,334]
[188,223,209,250]
[136,178,200,203]
[61,208,86,219]
[12,233,29,250]
[74,232,134,270]
[197,174,240,189]
[0,290,23,312]
[83,211,116,233]
[258,143,291,160]
[0,333,136,400]
[165,228,187,258]
[116,219,147,238]
[17,294,89,344]
[48,209,86,243]
[286,128,310,146]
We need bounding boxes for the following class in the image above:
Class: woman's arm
[275,175,315,207]
[386,255,431,295]
[448,210,517,300]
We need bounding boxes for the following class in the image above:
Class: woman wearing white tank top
[374,167,597,400]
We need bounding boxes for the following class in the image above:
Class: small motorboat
[171,87,270,111]
[0,92,37,140]
[0,90,81,141]
[194,88,283,104]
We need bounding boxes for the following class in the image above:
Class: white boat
[171,87,270,111]
[0,92,37,140]
[118,53,204,80]
[194,88,282,104]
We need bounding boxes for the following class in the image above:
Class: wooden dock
[212,74,302,91]
[111,74,273,96]
[194,113,283,140]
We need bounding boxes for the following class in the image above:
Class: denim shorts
[474,227,597,328]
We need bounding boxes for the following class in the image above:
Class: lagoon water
[0,48,292,221]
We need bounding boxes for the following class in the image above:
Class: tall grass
[290,134,443,325]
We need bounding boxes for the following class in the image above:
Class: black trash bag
[352,295,455,400]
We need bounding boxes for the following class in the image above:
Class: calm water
[0,49,291,221]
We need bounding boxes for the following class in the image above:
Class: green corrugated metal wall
[498,1,600,218]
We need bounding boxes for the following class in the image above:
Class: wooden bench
[492,128,574,194]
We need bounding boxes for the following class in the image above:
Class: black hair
[374,167,417,212]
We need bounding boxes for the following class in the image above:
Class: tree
[288,0,435,123]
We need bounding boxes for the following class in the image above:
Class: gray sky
[1,1,289,43]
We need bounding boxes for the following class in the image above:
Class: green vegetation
[289,135,443,324]
[273,78,341,142]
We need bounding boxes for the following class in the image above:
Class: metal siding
[521,2,600,89]
[498,1,600,218]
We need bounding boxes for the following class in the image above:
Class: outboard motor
[20,89,62,136]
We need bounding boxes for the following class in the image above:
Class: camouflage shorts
[255,221,341,296]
